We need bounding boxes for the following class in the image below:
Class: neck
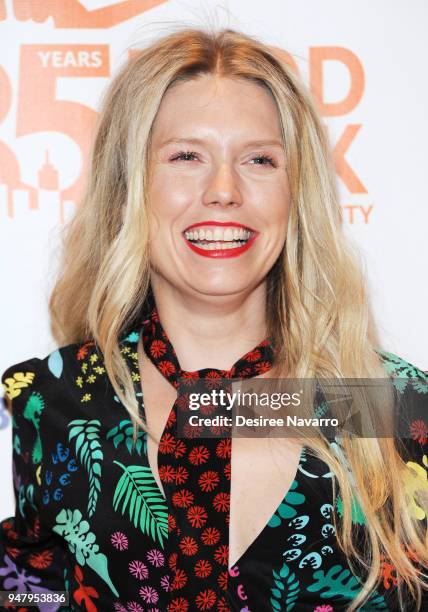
[148,279,271,372]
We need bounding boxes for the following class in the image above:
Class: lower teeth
[190,240,248,250]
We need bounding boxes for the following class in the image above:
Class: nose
[202,162,242,208]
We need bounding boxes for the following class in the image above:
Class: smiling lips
[183,221,258,258]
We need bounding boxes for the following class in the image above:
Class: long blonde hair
[49,27,428,610]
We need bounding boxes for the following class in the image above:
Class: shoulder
[376,348,428,381]
[1,340,106,416]
[376,348,428,418]
[377,350,428,483]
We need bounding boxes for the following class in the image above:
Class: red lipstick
[182,221,259,259]
[184,220,256,231]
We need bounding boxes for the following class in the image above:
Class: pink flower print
[127,603,144,612]
[139,585,159,603]
[111,531,129,551]
[314,606,334,612]
[129,559,149,580]
[160,574,171,591]
[113,604,127,612]
[147,548,165,567]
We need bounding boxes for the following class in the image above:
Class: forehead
[150,74,282,143]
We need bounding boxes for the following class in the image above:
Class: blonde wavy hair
[48,27,428,610]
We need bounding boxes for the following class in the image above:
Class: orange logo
[271,45,373,224]
[0,40,373,224]
[0,0,167,28]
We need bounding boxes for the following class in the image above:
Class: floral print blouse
[1,311,428,612]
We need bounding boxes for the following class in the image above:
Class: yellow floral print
[2,371,35,400]
[405,455,428,520]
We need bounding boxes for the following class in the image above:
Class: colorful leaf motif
[23,391,44,426]
[53,508,118,597]
[68,419,103,517]
[124,331,140,343]
[336,494,366,525]
[2,370,35,400]
[270,560,300,611]
[23,391,45,464]
[106,419,146,456]
[268,480,306,528]
[112,461,168,548]
[307,564,387,608]
[18,483,37,519]
[307,564,360,599]
[47,349,64,379]
[377,350,428,394]
[404,454,428,520]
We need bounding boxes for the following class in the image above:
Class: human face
[147,74,290,301]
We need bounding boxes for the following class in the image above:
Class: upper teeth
[184,228,252,241]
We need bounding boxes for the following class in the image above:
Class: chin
[186,282,252,298]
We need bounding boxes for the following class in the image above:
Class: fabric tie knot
[141,305,276,610]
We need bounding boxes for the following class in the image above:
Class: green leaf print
[336,494,366,525]
[270,560,300,611]
[53,508,118,597]
[307,564,361,599]
[307,564,387,608]
[13,433,21,455]
[23,391,45,464]
[113,461,168,548]
[377,350,428,394]
[360,592,389,610]
[18,483,37,519]
[68,419,103,517]
[268,480,306,528]
[106,419,146,456]
[314,400,329,417]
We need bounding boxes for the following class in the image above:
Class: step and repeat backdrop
[1,0,427,516]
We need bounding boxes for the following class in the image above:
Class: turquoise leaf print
[47,349,63,379]
[270,560,300,611]
[360,593,389,610]
[53,508,118,596]
[314,400,329,417]
[268,480,306,528]
[68,419,103,517]
[336,494,366,526]
[106,419,146,456]
[307,564,387,608]
[377,350,428,394]
[13,433,21,455]
[298,551,322,569]
[23,391,45,464]
[307,564,361,599]
[18,483,37,519]
[113,461,168,548]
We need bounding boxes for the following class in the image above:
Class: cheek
[257,196,290,234]
[149,176,193,225]
[269,189,291,228]
[148,195,187,236]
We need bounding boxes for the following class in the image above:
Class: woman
[1,27,428,612]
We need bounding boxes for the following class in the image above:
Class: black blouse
[1,307,428,612]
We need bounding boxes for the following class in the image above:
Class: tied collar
[121,303,277,610]
[141,305,277,386]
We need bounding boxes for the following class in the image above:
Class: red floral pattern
[140,306,276,611]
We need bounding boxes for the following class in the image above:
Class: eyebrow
[158,137,284,149]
